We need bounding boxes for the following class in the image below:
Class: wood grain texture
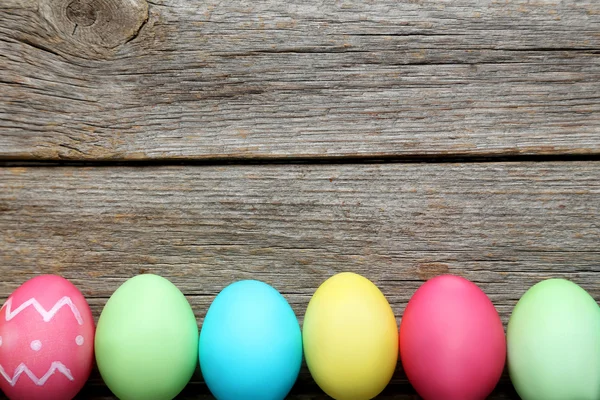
[1,161,599,398]
[1,0,600,161]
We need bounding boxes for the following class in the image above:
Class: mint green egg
[507,279,600,400]
[95,274,199,400]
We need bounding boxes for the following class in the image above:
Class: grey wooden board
[1,161,598,398]
[1,0,600,161]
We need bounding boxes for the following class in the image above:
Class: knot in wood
[40,0,148,58]
[66,0,97,27]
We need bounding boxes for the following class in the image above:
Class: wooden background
[1,0,599,398]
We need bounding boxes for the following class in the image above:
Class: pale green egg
[507,279,600,400]
[95,274,199,400]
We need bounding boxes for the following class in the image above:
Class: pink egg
[399,275,506,400]
[0,275,95,400]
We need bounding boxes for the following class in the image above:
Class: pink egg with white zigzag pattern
[0,275,95,400]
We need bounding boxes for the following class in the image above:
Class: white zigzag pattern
[1,297,83,325]
[0,362,74,386]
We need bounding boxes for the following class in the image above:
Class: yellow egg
[302,272,398,400]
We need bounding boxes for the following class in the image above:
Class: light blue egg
[199,280,303,400]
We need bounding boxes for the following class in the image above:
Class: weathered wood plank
[1,0,599,160]
[0,162,597,397]
[1,162,599,314]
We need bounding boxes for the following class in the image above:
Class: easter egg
[0,275,95,400]
[199,280,302,400]
[94,274,198,400]
[302,272,398,400]
[507,279,600,400]
[399,274,505,400]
